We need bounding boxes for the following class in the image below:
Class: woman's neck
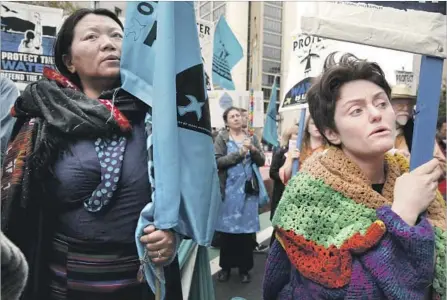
[343,149,386,184]
[83,86,102,99]
[229,128,244,136]
[309,136,323,150]
[81,78,117,99]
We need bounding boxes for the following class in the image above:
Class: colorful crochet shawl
[272,147,446,299]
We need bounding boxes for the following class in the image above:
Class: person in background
[1,230,28,300]
[391,84,445,164]
[437,116,446,156]
[391,84,446,202]
[1,9,182,300]
[264,53,446,299]
[0,77,19,166]
[240,108,248,131]
[214,107,265,284]
[279,114,326,185]
[436,117,446,199]
[240,107,270,253]
[212,127,219,142]
[268,123,298,246]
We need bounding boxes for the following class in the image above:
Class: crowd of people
[1,6,446,300]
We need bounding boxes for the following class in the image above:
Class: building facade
[195,1,285,129]
[195,1,249,93]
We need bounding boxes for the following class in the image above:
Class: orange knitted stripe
[276,220,386,288]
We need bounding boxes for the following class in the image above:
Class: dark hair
[53,8,123,89]
[307,52,391,144]
[222,106,241,124]
[240,108,248,113]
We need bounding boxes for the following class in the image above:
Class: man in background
[436,117,446,200]
[391,84,445,162]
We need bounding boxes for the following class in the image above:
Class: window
[262,60,281,74]
[264,101,270,112]
[263,19,281,33]
[265,1,283,7]
[263,32,281,47]
[263,88,281,101]
[263,74,274,86]
[114,6,122,17]
[213,4,226,22]
[200,2,211,16]
[262,74,281,86]
[263,45,281,60]
[264,5,282,19]
[263,88,271,100]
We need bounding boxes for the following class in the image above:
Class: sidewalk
[209,211,272,300]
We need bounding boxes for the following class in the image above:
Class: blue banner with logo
[120,2,221,298]
[212,16,243,90]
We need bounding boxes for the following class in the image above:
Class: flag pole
[248,17,258,137]
[272,74,280,151]
[249,89,255,136]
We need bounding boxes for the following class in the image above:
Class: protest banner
[1,2,63,91]
[196,19,214,90]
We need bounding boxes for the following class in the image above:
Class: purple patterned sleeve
[263,239,292,300]
[347,206,435,299]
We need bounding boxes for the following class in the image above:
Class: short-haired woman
[263,53,446,299]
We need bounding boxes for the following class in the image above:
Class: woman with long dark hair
[1,9,182,300]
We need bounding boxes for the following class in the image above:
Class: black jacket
[269,146,288,221]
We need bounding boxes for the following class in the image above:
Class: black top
[372,183,385,195]
[269,146,288,221]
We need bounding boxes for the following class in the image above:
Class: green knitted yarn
[433,226,446,299]
[273,172,376,248]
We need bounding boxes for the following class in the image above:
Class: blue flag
[262,78,279,147]
[120,2,221,298]
[212,16,243,90]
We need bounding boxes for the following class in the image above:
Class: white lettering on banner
[1,1,63,86]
